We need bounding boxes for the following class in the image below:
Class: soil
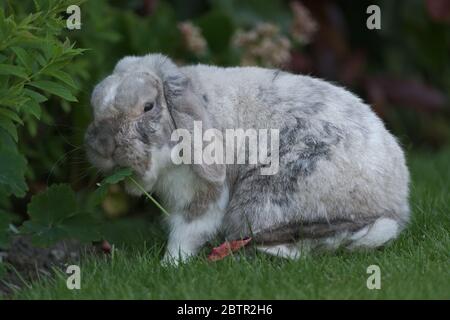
[0,236,99,297]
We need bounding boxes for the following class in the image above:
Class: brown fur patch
[185,183,220,221]
[252,217,379,245]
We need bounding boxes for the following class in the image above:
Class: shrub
[0,0,85,249]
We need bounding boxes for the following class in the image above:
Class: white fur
[257,244,301,259]
[124,145,172,196]
[162,186,229,265]
[348,218,399,249]
[155,165,201,212]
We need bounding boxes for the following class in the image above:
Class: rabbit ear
[136,54,225,185]
[162,74,189,130]
[165,77,226,186]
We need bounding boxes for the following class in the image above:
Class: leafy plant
[0,0,84,249]
[20,184,99,246]
[20,167,168,246]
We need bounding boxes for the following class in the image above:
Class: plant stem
[127,176,170,216]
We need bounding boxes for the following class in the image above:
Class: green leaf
[29,80,78,102]
[94,167,169,216]
[0,108,23,125]
[103,167,133,184]
[35,53,47,67]
[26,116,38,136]
[197,11,234,54]
[11,46,32,70]
[0,127,17,150]
[27,184,77,223]
[22,184,100,246]
[23,88,47,103]
[92,167,133,206]
[22,213,100,246]
[0,117,18,142]
[59,213,100,243]
[0,141,27,197]
[20,221,67,247]
[0,63,28,79]
[0,95,29,110]
[42,69,78,89]
[26,100,41,119]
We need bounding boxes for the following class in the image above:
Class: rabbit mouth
[86,148,149,178]
[85,145,116,173]
[85,133,149,173]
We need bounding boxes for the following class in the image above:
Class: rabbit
[85,53,410,264]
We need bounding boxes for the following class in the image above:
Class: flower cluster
[232,23,291,68]
[290,1,318,44]
[177,21,208,56]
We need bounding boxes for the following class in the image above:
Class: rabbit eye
[144,102,154,112]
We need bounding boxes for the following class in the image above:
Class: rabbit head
[85,54,225,190]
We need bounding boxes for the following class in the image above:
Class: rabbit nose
[85,122,117,158]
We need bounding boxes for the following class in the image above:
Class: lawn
[10,148,450,299]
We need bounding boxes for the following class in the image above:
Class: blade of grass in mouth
[127,176,170,216]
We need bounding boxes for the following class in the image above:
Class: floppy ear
[164,74,226,186]
[136,54,225,185]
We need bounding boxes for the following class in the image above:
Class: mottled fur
[85,54,410,264]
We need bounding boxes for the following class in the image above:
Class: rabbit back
[182,66,410,243]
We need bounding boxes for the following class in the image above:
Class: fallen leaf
[207,237,252,262]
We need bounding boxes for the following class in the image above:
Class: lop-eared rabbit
[85,54,410,264]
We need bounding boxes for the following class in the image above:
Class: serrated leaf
[23,88,47,103]
[59,213,100,242]
[11,46,32,70]
[29,80,78,102]
[27,184,77,223]
[22,214,100,246]
[21,221,67,247]
[42,69,78,89]
[0,63,28,79]
[23,184,100,246]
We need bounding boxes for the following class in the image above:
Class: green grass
[10,149,450,299]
